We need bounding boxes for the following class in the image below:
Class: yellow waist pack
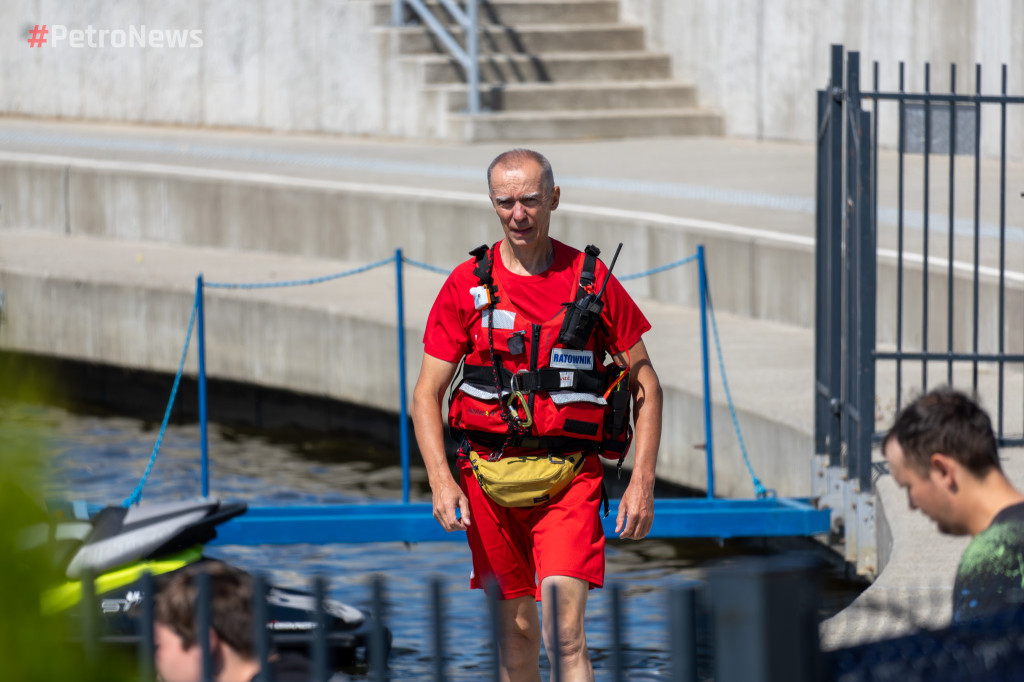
[468,451,586,507]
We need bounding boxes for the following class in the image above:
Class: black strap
[469,244,491,284]
[578,244,601,300]
[460,430,599,453]
[461,364,606,394]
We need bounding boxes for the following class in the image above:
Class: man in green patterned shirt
[883,388,1024,622]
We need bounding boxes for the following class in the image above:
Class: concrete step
[375,0,620,27]
[433,80,699,112]
[416,51,672,84]
[392,23,645,55]
[448,108,726,142]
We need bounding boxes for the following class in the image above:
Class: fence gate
[814,44,1024,576]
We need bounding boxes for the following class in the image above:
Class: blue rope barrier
[122,290,201,507]
[619,253,699,281]
[704,282,770,499]
[205,257,394,289]
[399,252,697,281]
[402,257,452,276]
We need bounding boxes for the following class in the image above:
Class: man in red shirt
[412,148,662,682]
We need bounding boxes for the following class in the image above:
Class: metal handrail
[393,0,480,114]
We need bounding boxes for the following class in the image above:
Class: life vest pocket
[528,392,607,443]
[449,387,507,435]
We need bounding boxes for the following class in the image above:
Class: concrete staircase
[376,0,724,142]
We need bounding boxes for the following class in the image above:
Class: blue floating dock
[210,498,830,546]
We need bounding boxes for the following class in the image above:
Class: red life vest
[448,243,632,461]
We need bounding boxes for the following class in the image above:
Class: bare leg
[497,595,542,682]
[540,576,594,682]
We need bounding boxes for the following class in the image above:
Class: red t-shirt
[423,239,650,362]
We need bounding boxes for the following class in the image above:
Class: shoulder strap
[469,244,492,285]
[577,244,601,300]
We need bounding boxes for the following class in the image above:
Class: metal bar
[857,107,876,492]
[827,44,844,468]
[972,64,982,392]
[486,578,501,682]
[862,92,1024,104]
[999,65,1008,438]
[845,51,861,485]
[435,0,469,24]
[697,245,714,498]
[391,0,404,26]
[549,582,562,682]
[814,89,829,458]
[875,351,1024,362]
[710,557,821,682]
[404,0,470,67]
[197,275,209,498]
[466,0,480,114]
[371,575,388,682]
[197,571,213,682]
[922,63,931,391]
[947,64,956,386]
[395,250,410,504]
[80,569,99,664]
[313,576,329,682]
[431,578,446,682]
[253,574,271,682]
[610,583,625,682]
[139,571,156,682]
[669,584,698,682]
[896,62,906,410]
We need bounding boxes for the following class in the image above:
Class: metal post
[252,574,270,682]
[609,583,625,682]
[826,44,844,468]
[391,0,404,26]
[710,557,821,682]
[80,569,98,664]
[669,584,698,682]
[313,576,329,682]
[197,572,213,682]
[139,572,156,682]
[697,245,715,499]
[431,578,446,682]
[197,275,210,498]
[549,583,562,682]
[486,578,502,682]
[466,0,480,114]
[395,249,411,505]
[371,575,388,681]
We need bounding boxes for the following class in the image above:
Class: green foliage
[0,356,134,681]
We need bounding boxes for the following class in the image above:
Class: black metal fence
[814,44,1024,574]
[67,555,1024,681]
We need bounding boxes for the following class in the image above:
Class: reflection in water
[12,402,864,680]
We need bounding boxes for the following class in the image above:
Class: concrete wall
[1,0,406,136]
[620,0,1024,157]
[4,1,1022,150]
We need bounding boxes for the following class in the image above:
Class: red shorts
[459,454,605,601]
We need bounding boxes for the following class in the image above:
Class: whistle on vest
[556,294,604,349]
[470,285,495,311]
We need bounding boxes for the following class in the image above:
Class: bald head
[487,149,555,197]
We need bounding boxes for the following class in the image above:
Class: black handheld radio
[556,243,623,349]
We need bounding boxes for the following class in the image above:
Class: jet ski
[37,497,389,669]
